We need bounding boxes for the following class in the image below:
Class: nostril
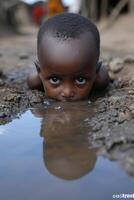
[61,90,75,98]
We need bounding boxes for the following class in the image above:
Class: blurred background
[0,0,134,77]
[0,0,134,31]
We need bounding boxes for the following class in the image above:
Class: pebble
[129,78,134,87]
[0,112,7,118]
[0,78,4,86]
[131,110,134,116]
[128,104,134,111]
[127,104,134,118]
[108,96,121,104]
[92,123,102,132]
[128,90,134,95]
[0,70,3,77]
[111,110,118,117]
[118,112,130,123]
[3,93,21,102]
[109,58,124,73]
[54,106,61,110]
[108,71,116,80]
[123,55,134,64]
[43,100,51,107]
[19,54,29,60]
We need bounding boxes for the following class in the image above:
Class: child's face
[38,34,98,101]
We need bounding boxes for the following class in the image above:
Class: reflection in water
[32,101,98,180]
[0,108,134,200]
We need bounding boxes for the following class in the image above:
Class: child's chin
[55,97,84,102]
[46,95,88,102]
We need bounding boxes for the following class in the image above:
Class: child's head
[37,13,100,101]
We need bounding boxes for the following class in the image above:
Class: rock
[111,110,118,117]
[118,112,130,123]
[109,58,124,73]
[131,110,134,118]
[3,93,21,102]
[128,90,134,95]
[92,123,102,132]
[0,70,3,77]
[108,71,116,80]
[124,55,134,64]
[0,78,5,86]
[0,112,7,118]
[121,154,134,176]
[128,104,134,111]
[127,104,134,118]
[108,96,122,104]
[19,54,29,60]
[129,78,134,87]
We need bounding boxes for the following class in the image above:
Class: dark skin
[27,33,110,101]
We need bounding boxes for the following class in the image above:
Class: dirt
[0,26,45,124]
[0,15,134,176]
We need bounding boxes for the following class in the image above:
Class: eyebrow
[45,74,61,80]
[74,73,92,79]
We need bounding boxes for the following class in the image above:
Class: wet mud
[0,26,134,176]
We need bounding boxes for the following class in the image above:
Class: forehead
[39,34,97,74]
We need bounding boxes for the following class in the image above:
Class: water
[0,101,134,200]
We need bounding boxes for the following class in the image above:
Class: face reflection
[38,34,97,101]
[32,102,97,180]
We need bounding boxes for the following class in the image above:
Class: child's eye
[75,77,86,85]
[49,76,61,85]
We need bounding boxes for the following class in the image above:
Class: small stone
[109,58,124,73]
[0,78,4,86]
[19,54,29,60]
[3,93,21,102]
[108,71,116,80]
[118,112,130,123]
[128,90,134,95]
[129,78,134,87]
[128,104,134,111]
[0,112,7,118]
[128,105,134,118]
[15,63,23,68]
[131,110,134,118]
[111,110,118,117]
[123,55,134,64]
[0,70,3,77]
[92,123,102,132]
[108,96,121,104]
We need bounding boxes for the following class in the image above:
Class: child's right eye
[49,76,61,85]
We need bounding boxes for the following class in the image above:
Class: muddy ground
[0,14,134,176]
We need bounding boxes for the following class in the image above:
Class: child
[27,13,110,101]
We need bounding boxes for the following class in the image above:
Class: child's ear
[94,61,110,90]
[93,61,102,84]
[34,60,40,73]
[96,61,102,74]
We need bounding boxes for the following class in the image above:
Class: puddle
[0,101,134,200]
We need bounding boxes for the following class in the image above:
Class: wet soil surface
[0,24,134,176]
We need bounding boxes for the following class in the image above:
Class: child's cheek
[78,83,93,98]
[43,82,59,98]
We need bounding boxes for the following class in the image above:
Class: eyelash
[48,76,87,86]
[49,76,61,85]
[75,77,87,85]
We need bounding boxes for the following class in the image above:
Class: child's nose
[61,85,75,99]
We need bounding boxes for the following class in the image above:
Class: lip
[58,96,79,102]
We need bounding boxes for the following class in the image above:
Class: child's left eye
[75,77,86,85]
[49,76,61,85]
